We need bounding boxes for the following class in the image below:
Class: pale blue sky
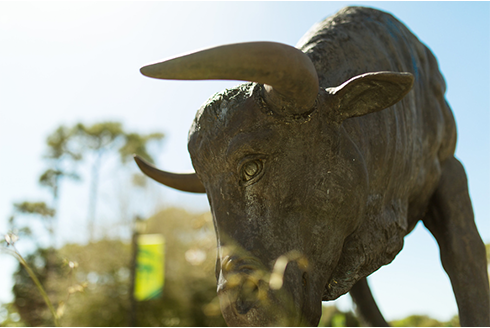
[0,1,489,322]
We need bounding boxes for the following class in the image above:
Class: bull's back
[298,7,457,230]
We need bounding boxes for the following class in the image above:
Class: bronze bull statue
[134,6,490,326]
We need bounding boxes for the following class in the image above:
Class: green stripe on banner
[135,234,165,301]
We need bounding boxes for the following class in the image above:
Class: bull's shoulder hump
[296,6,426,87]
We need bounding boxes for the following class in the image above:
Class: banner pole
[128,217,141,326]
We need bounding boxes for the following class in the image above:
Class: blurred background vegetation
[0,121,485,327]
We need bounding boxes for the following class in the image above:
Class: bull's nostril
[236,296,255,315]
[302,272,308,287]
[235,280,259,314]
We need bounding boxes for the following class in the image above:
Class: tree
[8,201,56,249]
[40,125,83,240]
[2,120,166,326]
[25,121,164,242]
[71,122,125,240]
[118,132,164,165]
[2,208,226,327]
[70,122,163,240]
[10,247,63,327]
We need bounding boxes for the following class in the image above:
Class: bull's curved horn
[140,42,319,115]
[133,155,206,194]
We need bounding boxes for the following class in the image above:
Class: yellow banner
[135,234,165,301]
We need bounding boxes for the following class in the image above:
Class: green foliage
[10,247,62,327]
[0,302,26,326]
[3,119,171,326]
[42,121,164,169]
[39,169,79,194]
[41,124,83,218]
[70,121,164,164]
[45,125,82,161]
[13,201,55,218]
[9,201,56,245]
[55,240,131,326]
[39,121,165,240]
[136,207,226,327]
[3,208,226,327]
[316,303,460,327]
[72,122,124,153]
[131,173,147,188]
[318,304,360,327]
[119,132,164,164]
[390,314,459,327]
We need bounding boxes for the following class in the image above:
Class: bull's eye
[239,157,265,186]
[243,161,260,178]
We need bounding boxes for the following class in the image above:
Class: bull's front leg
[422,156,490,326]
[349,277,389,327]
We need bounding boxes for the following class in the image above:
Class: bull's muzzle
[217,255,319,326]
[218,256,265,314]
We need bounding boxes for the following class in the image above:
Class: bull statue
[134,6,490,327]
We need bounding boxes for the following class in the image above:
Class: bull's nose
[218,255,267,316]
[218,260,317,326]
[235,279,259,314]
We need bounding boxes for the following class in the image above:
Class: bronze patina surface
[135,6,490,326]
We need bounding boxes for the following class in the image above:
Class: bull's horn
[133,155,206,194]
[140,42,319,115]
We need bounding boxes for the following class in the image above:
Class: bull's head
[135,42,413,326]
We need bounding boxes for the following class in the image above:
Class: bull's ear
[330,71,414,120]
